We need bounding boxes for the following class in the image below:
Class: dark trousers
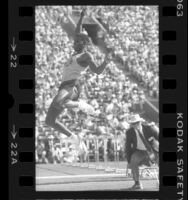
[129,149,149,182]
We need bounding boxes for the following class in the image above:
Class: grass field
[36,162,159,191]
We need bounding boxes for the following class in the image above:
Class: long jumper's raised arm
[75,8,86,34]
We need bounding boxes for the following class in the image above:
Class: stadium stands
[35,6,158,163]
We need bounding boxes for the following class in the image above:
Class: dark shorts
[58,79,80,101]
[58,79,77,91]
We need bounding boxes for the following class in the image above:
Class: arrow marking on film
[11,37,17,52]
[11,125,17,139]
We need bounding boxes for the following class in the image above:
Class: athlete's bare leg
[45,89,79,137]
[45,86,97,137]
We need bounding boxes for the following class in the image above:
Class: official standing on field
[125,114,159,190]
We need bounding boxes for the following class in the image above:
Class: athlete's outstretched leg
[45,104,73,137]
[45,89,78,137]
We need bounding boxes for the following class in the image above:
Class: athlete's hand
[81,8,87,18]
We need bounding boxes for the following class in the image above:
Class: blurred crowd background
[35,6,159,164]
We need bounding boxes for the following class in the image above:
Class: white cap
[127,114,145,124]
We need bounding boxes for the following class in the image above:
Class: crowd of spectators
[35,6,158,163]
[101,6,159,98]
[73,6,159,98]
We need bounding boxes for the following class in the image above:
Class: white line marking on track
[36,173,128,180]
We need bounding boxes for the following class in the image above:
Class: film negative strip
[8,0,187,200]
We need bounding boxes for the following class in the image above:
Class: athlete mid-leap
[45,8,111,138]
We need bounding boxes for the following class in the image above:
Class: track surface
[36,163,159,191]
